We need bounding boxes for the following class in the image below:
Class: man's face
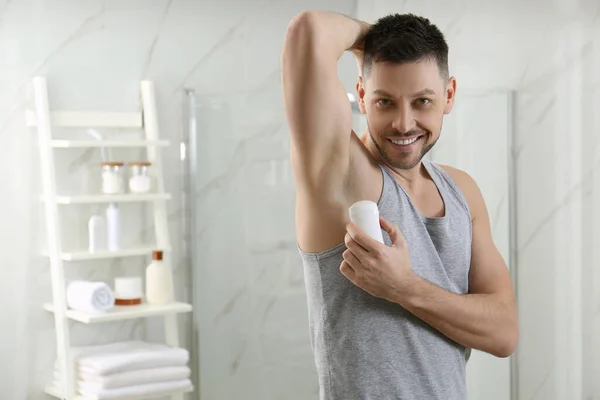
[357,59,456,170]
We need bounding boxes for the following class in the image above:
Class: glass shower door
[432,90,513,400]
[185,90,319,400]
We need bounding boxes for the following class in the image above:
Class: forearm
[285,11,370,60]
[393,274,518,358]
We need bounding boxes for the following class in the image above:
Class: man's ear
[357,76,367,114]
[443,76,457,115]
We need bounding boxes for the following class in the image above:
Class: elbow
[491,323,519,358]
[493,341,516,359]
[288,11,317,33]
[282,12,319,73]
[284,11,318,49]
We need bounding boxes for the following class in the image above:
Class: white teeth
[391,137,419,145]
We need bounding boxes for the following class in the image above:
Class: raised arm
[281,11,370,190]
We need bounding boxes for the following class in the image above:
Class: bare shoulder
[437,164,486,221]
[437,164,476,191]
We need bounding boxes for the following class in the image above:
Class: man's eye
[416,98,431,105]
[377,99,392,106]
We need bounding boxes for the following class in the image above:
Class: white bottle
[88,215,107,253]
[146,250,174,305]
[106,203,120,251]
[348,200,385,244]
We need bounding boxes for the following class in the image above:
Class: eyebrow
[373,88,436,98]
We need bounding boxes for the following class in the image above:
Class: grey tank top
[298,160,472,400]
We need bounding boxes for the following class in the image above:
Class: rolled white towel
[66,281,115,313]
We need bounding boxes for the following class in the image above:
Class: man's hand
[349,21,370,76]
[340,217,416,302]
[351,47,365,77]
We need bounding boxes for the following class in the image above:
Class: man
[281,10,518,400]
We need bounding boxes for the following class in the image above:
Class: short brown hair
[363,14,449,79]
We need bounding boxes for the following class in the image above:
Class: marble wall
[352,88,513,399]
[185,2,358,400]
[514,16,600,400]
[0,1,194,398]
[0,0,358,399]
[2,0,599,399]
[355,0,600,399]
[431,91,511,400]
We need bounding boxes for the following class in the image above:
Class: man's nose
[391,108,417,134]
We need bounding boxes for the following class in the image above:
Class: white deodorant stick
[348,200,385,244]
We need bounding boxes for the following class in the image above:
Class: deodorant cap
[348,200,385,244]
[349,200,379,219]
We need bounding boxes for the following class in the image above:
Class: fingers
[339,260,357,282]
[344,232,368,262]
[346,222,378,252]
[379,217,407,248]
[342,249,361,271]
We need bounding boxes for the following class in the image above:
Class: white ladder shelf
[28,77,193,400]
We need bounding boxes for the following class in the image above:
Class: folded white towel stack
[54,341,193,399]
[66,281,115,313]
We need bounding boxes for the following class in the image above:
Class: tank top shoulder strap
[377,163,398,209]
[422,159,471,215]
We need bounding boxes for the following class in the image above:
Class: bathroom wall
[186,2,358,400]
[356,1,600,399]
[0,1,192,398]
[355,2,516,397]
[430,90,511,400]
[0,0,358,399]
[513,16,600,400]
[2,1,599,399]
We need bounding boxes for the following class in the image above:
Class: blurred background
[1,0,599,399]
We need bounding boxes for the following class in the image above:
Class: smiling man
[281,11,518,400]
